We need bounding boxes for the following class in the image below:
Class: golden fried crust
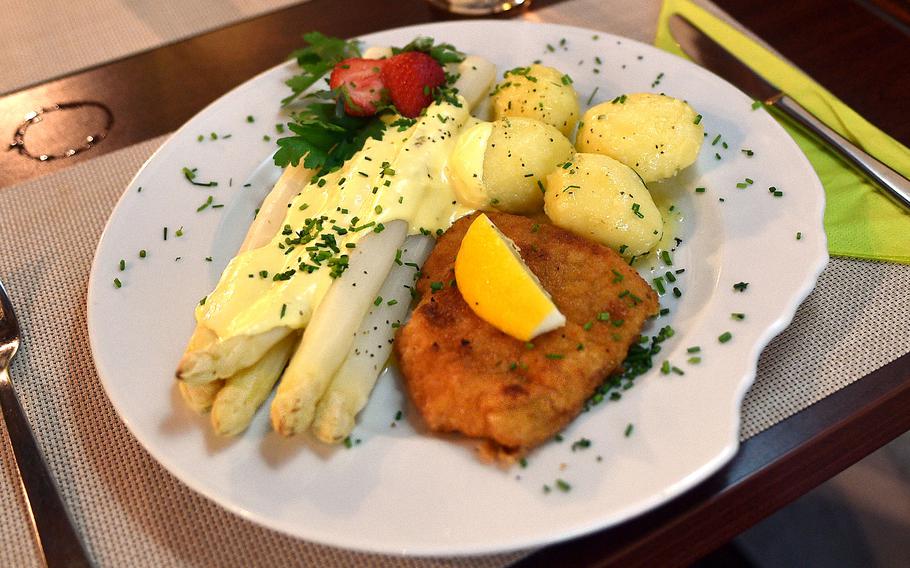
[395,212,659,458]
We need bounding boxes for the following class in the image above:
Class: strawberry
[381,52,446,118]
[329,58,388,116]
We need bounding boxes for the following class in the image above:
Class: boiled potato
[544,153,662,256]
[449,117,575,213]
[449,121,494,210]
[576,93,703,182]
[491,65,580,137]
[484,118,575,213]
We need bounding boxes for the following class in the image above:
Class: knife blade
[669,14,910,211]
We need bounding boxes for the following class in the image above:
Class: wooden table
[2,1,908,565]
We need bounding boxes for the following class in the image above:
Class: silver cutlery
[670,14,910,211]
[0,279,93,567]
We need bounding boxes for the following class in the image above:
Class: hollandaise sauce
[196,100,475,339]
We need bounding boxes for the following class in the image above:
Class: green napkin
[654,0,910,264]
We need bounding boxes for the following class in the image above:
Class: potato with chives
[576,93,703,182]
[450,117,574,214]
[544,153,663,256]
[491,64,580,136]
[483,117,575,213]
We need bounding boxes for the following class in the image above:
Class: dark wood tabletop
[2,0,908,565]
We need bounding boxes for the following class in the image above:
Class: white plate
[87,21,827,555]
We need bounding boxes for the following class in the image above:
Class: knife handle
[0,366,94,568]
[772,94,910,211]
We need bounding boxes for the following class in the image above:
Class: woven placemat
[3,115,909,568]
[2,1,909,566]
[0,0,305,94]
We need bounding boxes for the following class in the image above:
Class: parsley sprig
[282,32,361,106]
[274,34,465,175]
[274,93,386,173]
[391,36,465,65]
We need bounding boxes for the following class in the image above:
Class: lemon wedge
[454,214,565,341]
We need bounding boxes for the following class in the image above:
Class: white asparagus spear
[179,163,312,406]
[240,162,314,252]
[211,332,299,435]
[178,321,221,412]
[311,235,433,443]
[270,220,409,436]
[362,46,393,59]
[177,326,293,384]
[179,380,224,413]
[453,55,497,112]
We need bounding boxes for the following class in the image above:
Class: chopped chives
[751,100,762,110]
[586,86,599,106]
[796,232,802,240]
[280,304,287,319]
[430,281,444,292]
[733,282,749,292]
[687,357,701,364]
[197,195,214,212]
[731,313,746,320]
[545,353,564,360]
[118,259,125,271]
[660,361,671,374]
[693,114,702,125]
[652,276,666,295]
[711,134,721,146]
[555,479,571,492]
[139,249,147,258]
[672,287,682,298]
[665,271,677,283]
[625,423,634,437]
[687,346,701,353]
[373,296,382,306]
[661,250,672,266]
[583,321,593,331]
[718,331,733,343]
[695,186,706,193]
[113,278,122,288]
[571,438,591,451]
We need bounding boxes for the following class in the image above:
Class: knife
[669,14,910,211]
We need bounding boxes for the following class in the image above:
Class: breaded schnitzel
[395,212,659,459]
